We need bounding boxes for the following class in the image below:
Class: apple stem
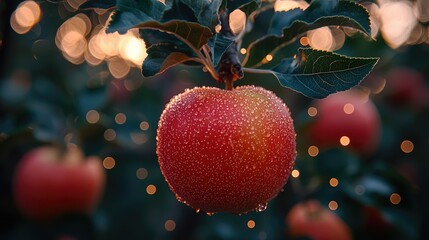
[218,9,244,90]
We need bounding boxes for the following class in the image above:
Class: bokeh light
[291,169,300,178]
[390,193,401,205]
[343,103,355,115]
[247,220,256,229]
[274,0,309,12]
[328,201,338,211]
[140,121,150,131]
[136,168,148,180]
[104,129,117,141]
[340,136,350,146]
[401,140,414,153]
[115,113,127,125]
[329,178,339,187]
[146,185,157,195]
[308,145,319,157]
[86,110,100,124]
[308,27,334,51]
[229,9,246,35]
[103,157,116,170]
[307,107,317,117]
[164,220,176,231]
[10,1,41,34]
[379,1,418,49]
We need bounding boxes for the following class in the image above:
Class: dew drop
[195,209,201,213]
[206,212,215,216]
[255,203,268,212]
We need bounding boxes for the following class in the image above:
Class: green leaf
[344,174,395,207]
[79,0,115,10]
[270,0,370,36]
[140,29,199,77]
[110,19,213,77]
[208,34,234,67]
[135,20,213,50]
[107,0,169,34]
[181,0,223,31]
[162,0,199,22]
[244,0,371,67]
[270,48,378,99]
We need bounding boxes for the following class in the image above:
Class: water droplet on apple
[195,208,201,213]
[255,202,268,212]
[206,212,215,216]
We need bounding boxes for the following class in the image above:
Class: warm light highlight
[104,129,116,141]
[328,201,338,211]
[229,9,246,35]
[329,178,339,187]
[400,140,414,153]
[390,193,401,205]
[343,103,355,115]
[291,169,300,178]
[308,145,319,157]
[146,184,157,195]
[136,168,148,180]
[140,121,150,131]
[379,1,417,48]
[11,1,41,34]
[86,110,100,124]
[103,157,116,170]
[247,220,256,229]
[274,0,309,12]
[307,107,317,117]
[115,113,127,125]
[165,220,176,231]
[340,136,350,146]
[308,27,334,51]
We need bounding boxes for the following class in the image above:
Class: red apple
[286,200,352,240]
[363,206,392,234]
[157,86,296,214]
[384,67,429,108]
[13,145,105,221]
[309,90,381,154]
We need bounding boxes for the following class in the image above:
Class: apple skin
[13,146,106,221]
[157,86,296,214]
[309,90,381,154]
[286,200,352,240]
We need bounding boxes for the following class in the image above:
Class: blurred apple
[384,67,429,109]
[13,145,105,221]
[309,90,381,154]
[363,206,392,234]
[286,200,352,240]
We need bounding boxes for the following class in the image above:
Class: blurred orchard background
[1,0,429,239]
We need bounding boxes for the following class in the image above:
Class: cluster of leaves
[81,0,378,98]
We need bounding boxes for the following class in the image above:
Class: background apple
[308,90,381,154]
[13,145,106,221]
[286,200,352,240]
[157,85,296,214]
[384,67,429,109]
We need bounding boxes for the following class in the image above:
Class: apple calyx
[217,9,244,90]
